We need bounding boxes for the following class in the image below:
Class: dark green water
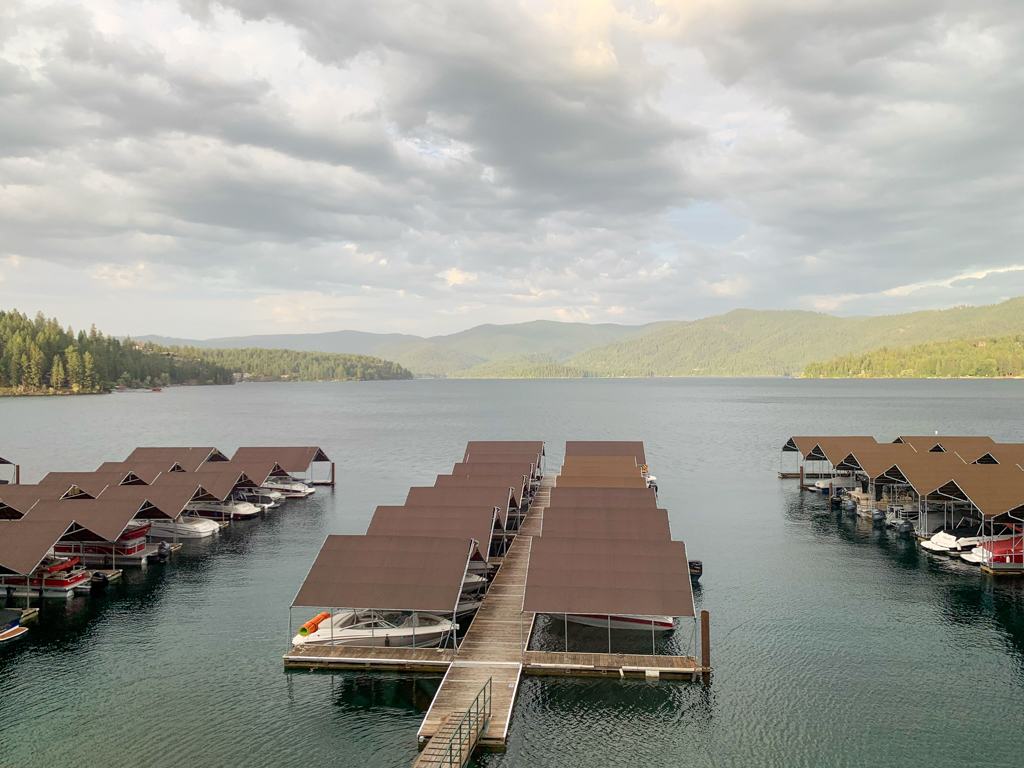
[3,379,1024,767]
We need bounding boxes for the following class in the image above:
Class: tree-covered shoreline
[802,335,1024,378]
[1,310,233,395]
[161,344,413,382]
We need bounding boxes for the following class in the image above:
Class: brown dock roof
[292,535,474,612]
[96,483,196,517]
[555,475,648,489]
[406,486,515,525]
[893,436,996,456]
[782,436,879,462]
[565,441,646,465]
[231,446,330,473]
[367,505,499,562]
[523,538,694,618]
[96,462,170,484]
[0,485,61,518]
[549,487,658,509]
[451,462,533,478]
[463,454,540,475]
[433,475,526,505]
[38,471,141,498]
[0,519,77,575]
[125,447,230,472]
[23,496,172,542]
[198,460,282,487]
[463,441,544,461]
[541,508,672,541]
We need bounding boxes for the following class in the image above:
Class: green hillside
[570,298,1024,377]
[449,353,589,379]
[137,319,665,377]
[162,345,413,382]
[803,335,1024,378]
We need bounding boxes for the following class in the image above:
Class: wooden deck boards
[283,644,454,671]
[523,650,701,678]
[415,478,550,749]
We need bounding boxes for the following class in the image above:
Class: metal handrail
[435,677,492,768]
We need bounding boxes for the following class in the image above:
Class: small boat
[0,625,28,644]
[462,573,488,593]
[148,515,222,539]
[291,610,456,647]
[961,538,1024,566]
[0,609,28,644]
[185,499,262,520]
[238,488,284,510]
[150,388,162,393]
[0,556,90,598]
[558,614,675,632]
[921,528,1015,554]
[688,559,703,581]
[646,475,658,493]
[262,477,315,498]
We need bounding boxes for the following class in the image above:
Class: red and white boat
[0,556,90,598]
[961,537,1024,567]
[53,521,153,565]
[558,614,675,632]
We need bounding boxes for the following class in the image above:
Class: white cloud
[1,0,1022,336]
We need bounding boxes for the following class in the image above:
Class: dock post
[700,610,711,683]
[15,465,20,485]
[330,462,336,487]
[799,464,804,491]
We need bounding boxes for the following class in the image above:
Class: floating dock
[284,474,705,757]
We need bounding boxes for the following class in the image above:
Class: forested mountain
[165,345,412,382]
[130,296,1024,379]
[803,336,1024,378]
[570,299,1024,377]
[0,310,232,395]
[448,353,589,379]
[136,319,666,377]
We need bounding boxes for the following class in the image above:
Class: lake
[3,378,1024,768]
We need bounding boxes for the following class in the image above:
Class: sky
[1,0,1023,338]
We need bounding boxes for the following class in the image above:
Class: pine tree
[65,347,84,392]
[83,351,96,392]
[50,356,66,390]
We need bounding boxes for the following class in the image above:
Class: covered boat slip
[285,439,707,761]
[781,434,1024,572]
[548,486,658,509]
[0,454,18,485]
[367,505,503,562]
[286,536,468,655]
[406,486,520,529]
[539,507,672,541]
[432,474,528,507]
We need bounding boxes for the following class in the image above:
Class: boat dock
[285,455,708,760]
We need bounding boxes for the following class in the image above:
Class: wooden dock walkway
[415,476,551,749]
[283,472,708,760]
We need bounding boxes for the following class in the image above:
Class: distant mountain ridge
[135,297,1024,377]
[135,319,668,377]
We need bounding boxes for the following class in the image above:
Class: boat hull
[554,614,675,632]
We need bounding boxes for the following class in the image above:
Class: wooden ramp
[415,477,551,750]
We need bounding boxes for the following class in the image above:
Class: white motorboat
[238,488,284,510]
[920,529,1015,554]
[814,475,859,492]
[555,614,675,632]
[462,573,487,593]
[148,515,223,539]
[291,610,456,647]
[262,477,315,498]
[184,499,262,520]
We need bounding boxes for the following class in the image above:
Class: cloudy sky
[1,0,1022,338]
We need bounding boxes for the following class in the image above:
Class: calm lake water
[3,378,1024,768]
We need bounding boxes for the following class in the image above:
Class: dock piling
[701,610,711,682]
